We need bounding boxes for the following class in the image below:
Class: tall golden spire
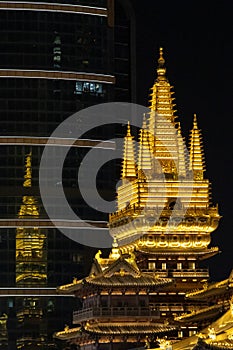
[189,114,206,180]
[121,122,137,181]
[148,47,176,118]
[138,114,153,179]
[148,48,180,177]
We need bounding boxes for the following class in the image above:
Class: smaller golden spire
[138,114,153,178]
[193,113,198,129]
[121,122,137,180]
[189,114,206,180]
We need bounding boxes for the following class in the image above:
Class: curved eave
[186,280,230,299]
[54,327,82,341]
[175,304,223,323]
[137,247,219,259]
[57,276,173,293]
[85,323,177,335]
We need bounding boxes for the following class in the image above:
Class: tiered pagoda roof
[58,244,173,295]
[109,48,220,253]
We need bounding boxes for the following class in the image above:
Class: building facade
[0,0,136,348]
[54,49,223,349]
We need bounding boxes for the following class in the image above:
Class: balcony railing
[172,269,209,278]
[73,307,160,323]
[141,269,208,278]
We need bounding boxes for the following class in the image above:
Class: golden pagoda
[55,49,222,349]
[15,151,47,349]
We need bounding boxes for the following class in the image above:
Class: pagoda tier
[55,247,176,349]
[55,323,177,349]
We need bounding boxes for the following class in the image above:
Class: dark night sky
[130,0,233,281]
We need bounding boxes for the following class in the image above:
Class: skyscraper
[0,0,136,348]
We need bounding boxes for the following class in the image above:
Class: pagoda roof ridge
[101,253,140,278]
[174,303,223,323]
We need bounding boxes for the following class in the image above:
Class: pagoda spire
[189,114,206,180]
[138,114,153,179]
[148,47,176,119]
[148,48,179,177]
[121,122,137,181]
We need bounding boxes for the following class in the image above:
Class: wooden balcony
[73,306,160,323]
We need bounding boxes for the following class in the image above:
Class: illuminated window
[189,330,197,336]
[75,82,83,94]
[162,262,166,270]
[148,262,156,270]
[74,81,103,95]
[8,299,14,308]
[189,262,195,269]
[177,262,182,270]
[178,330,183,338]
[53,33,61,69]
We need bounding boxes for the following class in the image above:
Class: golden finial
[193,113,198,129]
[127,121,131,136]
[157,47,166,79]
[158,47,165,67]
[23,152,32,188]
[109,237,121,260]
[112,237,118,248]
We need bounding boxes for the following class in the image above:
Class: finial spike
[158,47,165,65]
[112,237,118,248]
[157,47,166,78]
[193,114,198,128]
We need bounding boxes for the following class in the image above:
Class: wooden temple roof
[54,322,177,341]
[58,253,173,294]
[172,307,233,350]
[186,270,233,300]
